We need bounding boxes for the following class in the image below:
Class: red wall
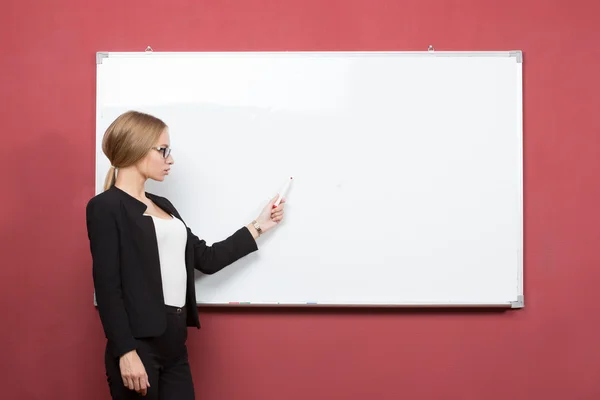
[2,0,600,399]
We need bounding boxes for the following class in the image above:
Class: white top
[145,214,188,307]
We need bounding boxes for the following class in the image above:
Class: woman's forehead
[157,129,170,145]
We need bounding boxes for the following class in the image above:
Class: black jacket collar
[110,185,175,216]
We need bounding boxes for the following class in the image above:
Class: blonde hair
[102,111,167,191]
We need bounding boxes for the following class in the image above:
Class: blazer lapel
[114,187,193,306]
[115,188,165,302]
[147,193,196,278]
[146,194,175,217]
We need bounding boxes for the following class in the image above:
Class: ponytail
[103,165,117,191]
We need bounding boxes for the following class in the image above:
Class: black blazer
[86,185,258,358]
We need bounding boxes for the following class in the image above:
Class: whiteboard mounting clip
[145,46,153,52]
[510,295,524,309]
[428,45,435,52]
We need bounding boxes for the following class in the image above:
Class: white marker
[273,177,293,208]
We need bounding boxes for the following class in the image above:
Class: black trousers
[105,305,195,399]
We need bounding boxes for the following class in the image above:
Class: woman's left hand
[255,194,286,235]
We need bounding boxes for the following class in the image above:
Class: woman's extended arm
[187,225,259,274]
[168,194,286,274]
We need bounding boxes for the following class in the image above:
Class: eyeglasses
[153,146,172,159]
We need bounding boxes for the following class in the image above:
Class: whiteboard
[95,51,523,308]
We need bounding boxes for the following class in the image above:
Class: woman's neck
[115,167,147,200]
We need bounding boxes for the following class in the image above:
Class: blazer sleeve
[162,197,259,274]
[86,199,137,358]
[187,226,258,274]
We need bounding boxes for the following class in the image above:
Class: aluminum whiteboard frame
[97,50,523,64]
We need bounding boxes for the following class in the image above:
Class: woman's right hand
[119,350,150,396]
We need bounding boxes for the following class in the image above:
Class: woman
[86,111,285,399]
